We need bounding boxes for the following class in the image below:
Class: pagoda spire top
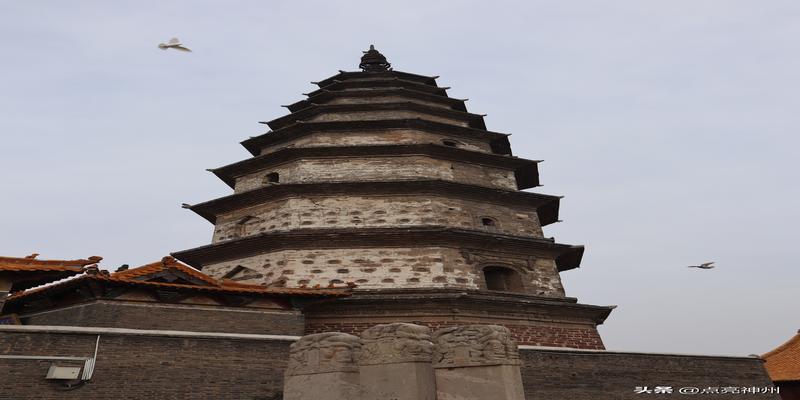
[359,45,391,72]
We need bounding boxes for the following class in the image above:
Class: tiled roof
[6,256,349,303]
[763,330,800,382]
[0,254,102,291]
[97,275,349,296]
[0,254,101,273]
[111,256,220,286]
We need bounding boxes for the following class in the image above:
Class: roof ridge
[111,256,221,286]
[0,255,102,267]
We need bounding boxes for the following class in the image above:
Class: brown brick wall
[519,348,779,400]
[304,319,605,349]
[0,330,289,400]
[19,301,305,335]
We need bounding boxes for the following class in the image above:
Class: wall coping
[518,345,763,361]
[0,324,301,342]
[0,325,764,361]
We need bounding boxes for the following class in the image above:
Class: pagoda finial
[359,44,391,72]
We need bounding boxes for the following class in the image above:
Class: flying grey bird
[158,38,192,52]
[688,262,715,269]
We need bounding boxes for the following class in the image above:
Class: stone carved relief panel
[359,323,434,365]
[286,332,361,376]
[432,325,520,368]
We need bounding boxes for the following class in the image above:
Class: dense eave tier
[172,227,584,272]
[264,102,486,131]
[316,70,439,87]
[189,180,561,226]
[211,143,539,189]
[304,288,615,325]
[241,119,512,156]
[307,78,448,97]
[285,87,467,113]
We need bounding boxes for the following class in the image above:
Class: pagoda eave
[188,180,561,226]
[316,70,439,87]
[303,288,615,325]
[265,102,487,131]
[240,119,512,156]
[171,227,584,272]
[210,143,539,189]
[307,78,448,97]
[285,87,468,113]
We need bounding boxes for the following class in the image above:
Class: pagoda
[173,46,613,349]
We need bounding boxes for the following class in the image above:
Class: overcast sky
[1,1,798,356]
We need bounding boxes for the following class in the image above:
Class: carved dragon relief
[286,332,361,376]
[358,323,434,365]
[432,325,520,368]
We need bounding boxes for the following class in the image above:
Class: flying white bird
[688,262,716,269]
[158,38,192,52]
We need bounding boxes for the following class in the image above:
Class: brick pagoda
[174,45,614,349]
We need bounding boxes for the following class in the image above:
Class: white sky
[1,1,798,356]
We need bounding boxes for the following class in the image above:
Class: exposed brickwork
[0,330,777,400]
[233,156,517,193]
[519,348,779,400]
[306,110,469,127]
[0,331,290,400]
[18,300,305,335]
[304,320,604,349]
[325,96,455,111]
[212,195,543,243]
[259,129,493,155]
[202,247,565,297]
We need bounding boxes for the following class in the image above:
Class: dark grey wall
[520,348,780,400]
[19,301,305,335]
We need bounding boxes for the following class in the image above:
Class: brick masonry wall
[19,300,305,335]
[325,95,455,111]
[0,331,290,400]
[0,330,776,399]
[212,195,543,243]
[203,247,566,297]
[259,129,493,155]
[233,156,517,193]
[306,110,469,127]
[304,319,604,349]
[519,348,780,400]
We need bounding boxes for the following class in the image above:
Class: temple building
[0,46,779,399]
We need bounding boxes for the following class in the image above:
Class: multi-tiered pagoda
[174,46,613,349]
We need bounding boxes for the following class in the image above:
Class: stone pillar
[283,332,362,400]
[432,325,525,400]
[358,323,436,400]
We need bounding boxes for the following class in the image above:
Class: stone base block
[284,371,361,400]
[360,362,436,400]
[434,364,525,400]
